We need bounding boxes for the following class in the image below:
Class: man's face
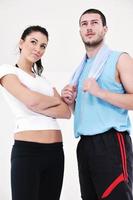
[79,13,107,47]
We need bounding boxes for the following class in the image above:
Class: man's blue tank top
[74,51,131,138]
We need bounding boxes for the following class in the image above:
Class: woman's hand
[61,85,77,105]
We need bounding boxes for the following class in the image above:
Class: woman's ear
[19,39,24,50]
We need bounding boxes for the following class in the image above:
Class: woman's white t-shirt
[0,64,60,133]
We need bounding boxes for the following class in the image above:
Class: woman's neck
[16,58,36,77]
[16,58,33,73]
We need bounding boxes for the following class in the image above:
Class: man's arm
[83,53,133,110]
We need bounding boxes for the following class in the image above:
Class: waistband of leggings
[13,140,63,150]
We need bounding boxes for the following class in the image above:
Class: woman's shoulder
[0,64,16,71]
[0,64,17,78]
[0,63,15,67]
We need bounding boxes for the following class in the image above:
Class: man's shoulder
[108,50,123,62]
[118,52,133,65]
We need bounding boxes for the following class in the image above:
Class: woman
[0,25,71,200]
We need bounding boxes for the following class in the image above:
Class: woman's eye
[41,45,46,49]
[31,40,36,44]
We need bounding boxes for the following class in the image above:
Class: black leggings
[11,140,64,200]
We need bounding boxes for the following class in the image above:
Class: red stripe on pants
[101,132,128,199]
[101,173,124,198]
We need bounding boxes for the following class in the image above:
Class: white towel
[69,44,111,85]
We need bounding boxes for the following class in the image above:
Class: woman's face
[19,31,48,63]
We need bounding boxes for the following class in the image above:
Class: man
[61,9,133,200]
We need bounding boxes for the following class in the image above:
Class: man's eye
[81,23,87,26]
[92,21,98,24]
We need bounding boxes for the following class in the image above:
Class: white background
[0,0,133,199]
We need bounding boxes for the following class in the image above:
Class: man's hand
[83,78,102,97]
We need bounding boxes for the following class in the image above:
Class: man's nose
[87,23,93,30]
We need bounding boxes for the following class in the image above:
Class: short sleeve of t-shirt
[0,64,17,79]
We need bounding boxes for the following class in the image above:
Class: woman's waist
[14,130,62,143]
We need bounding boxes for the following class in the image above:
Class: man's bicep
[118,53,133,93]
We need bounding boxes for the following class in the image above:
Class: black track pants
[77,129,133,200]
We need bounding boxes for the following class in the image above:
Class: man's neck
[86,43,104,58]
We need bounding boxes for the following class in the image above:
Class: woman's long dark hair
[19,25,49,76]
